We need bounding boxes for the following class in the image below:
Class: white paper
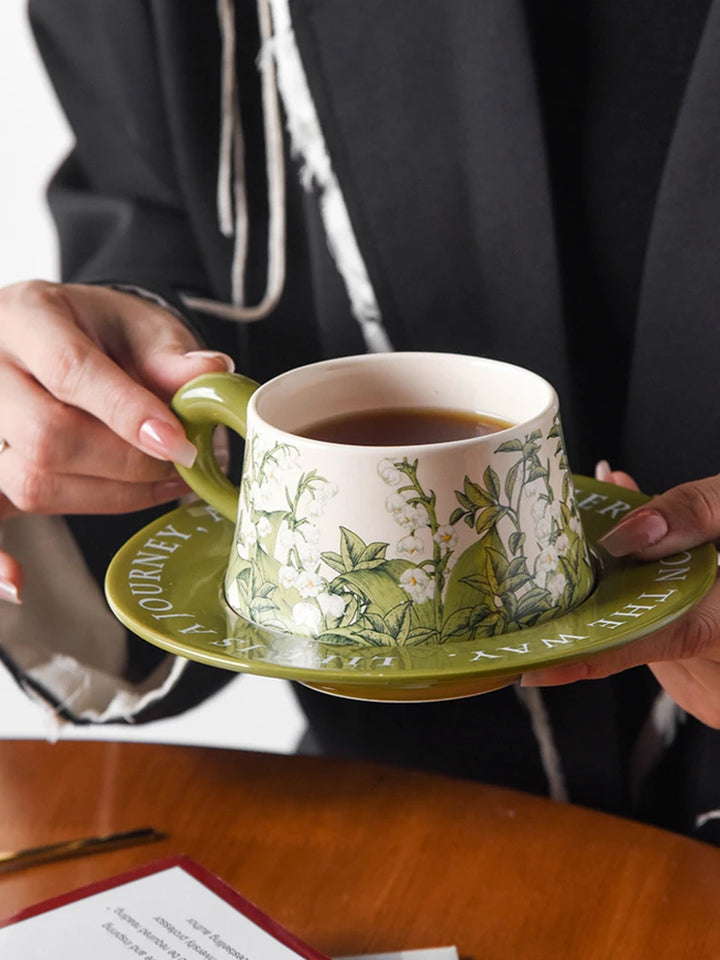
[0,866,306,960]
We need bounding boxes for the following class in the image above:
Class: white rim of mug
[246,352,559,453]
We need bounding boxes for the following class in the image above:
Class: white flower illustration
[296,570,325,598]
[378,459,402,485]
[386,490,411,512]
[252,434,272,456]
[536,544,560,576]
[314,480,338,504]
[535,514,552,541]
[529,492,545,520]
[397,533,426,559]
[549,500,563,521]
[276,447,300,470]
[292,601,323,636]
[546,572,568,602]
[399,567,434,603]
[250,480,273,511]
[256,516,272,539]
[263,462,285,486]
[275,524,296,560]
[317,591,346,619]
[279,565,298,590]
[243,523,258,551]
[433,525,458,551]
[555,533,570,556]
[393,503,428,530]
[297,540,321,570]
[569,513,583,534]
[307,497,325,519]
[302,523,321,544]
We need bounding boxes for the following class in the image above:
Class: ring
[0,439,8,454]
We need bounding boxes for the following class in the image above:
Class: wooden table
[1,740,719,958]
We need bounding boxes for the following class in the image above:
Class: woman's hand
[0,281,234,603]
[522,463,720,729]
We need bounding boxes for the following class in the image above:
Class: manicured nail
[184,350,235,372]
[597,508,668,557]
[139,418,197,468]
[0,578,21,605]
[595,459,611,482]
[154,476,191,502]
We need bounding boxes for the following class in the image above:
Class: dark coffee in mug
[297,406,512,446]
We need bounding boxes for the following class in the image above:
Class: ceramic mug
[171,353,595,644]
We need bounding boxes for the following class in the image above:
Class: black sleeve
[29,0,212,321]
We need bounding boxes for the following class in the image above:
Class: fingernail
[0,578,21,605]
[139,418,197,468]
[595,459,612,482]
[597,508,668,557]
[154,476,191,502]
[184,350,235,372]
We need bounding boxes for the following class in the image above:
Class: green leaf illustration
[516,587,553,619]
[358,541,389,564]
[318,626,386,646]
[504,459,523,501]
[464,477,495,509]
[384,601,413,643]
[449,506,466,526]
[249,596,280,617]
[407,627,440,644]
[455,491,475,512]
[321,550,347,574]
[509,531,526,555]
[483,465,501,501]
[335,559,413,614]
[460,573,492,594]
[255,581,277,599]
[441,607,475,640]
[484,547,509,592]
[527,462,549,483]
[339,594,360,628]
[475,505,509,537]
[339,526,369,569]
[495,438,524,453]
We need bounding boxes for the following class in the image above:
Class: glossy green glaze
[171,372,259,521]
[105,477,717,702]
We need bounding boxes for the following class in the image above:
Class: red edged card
[0,855,331,960]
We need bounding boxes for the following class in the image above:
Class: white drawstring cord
[184,0,286,321]
[216,0,240,239]
[187,0,392,352]
[264,0,392,352]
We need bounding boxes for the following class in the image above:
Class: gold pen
[0,827,165,874]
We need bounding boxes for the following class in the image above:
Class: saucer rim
[105,476,718,691]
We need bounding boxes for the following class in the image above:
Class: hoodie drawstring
[183,0,286,322]
[182,0,392,354]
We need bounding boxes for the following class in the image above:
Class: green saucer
[105,476,717,702]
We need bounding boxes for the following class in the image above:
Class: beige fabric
[0,514,185,725]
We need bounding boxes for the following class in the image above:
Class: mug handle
[170,372,259,521]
